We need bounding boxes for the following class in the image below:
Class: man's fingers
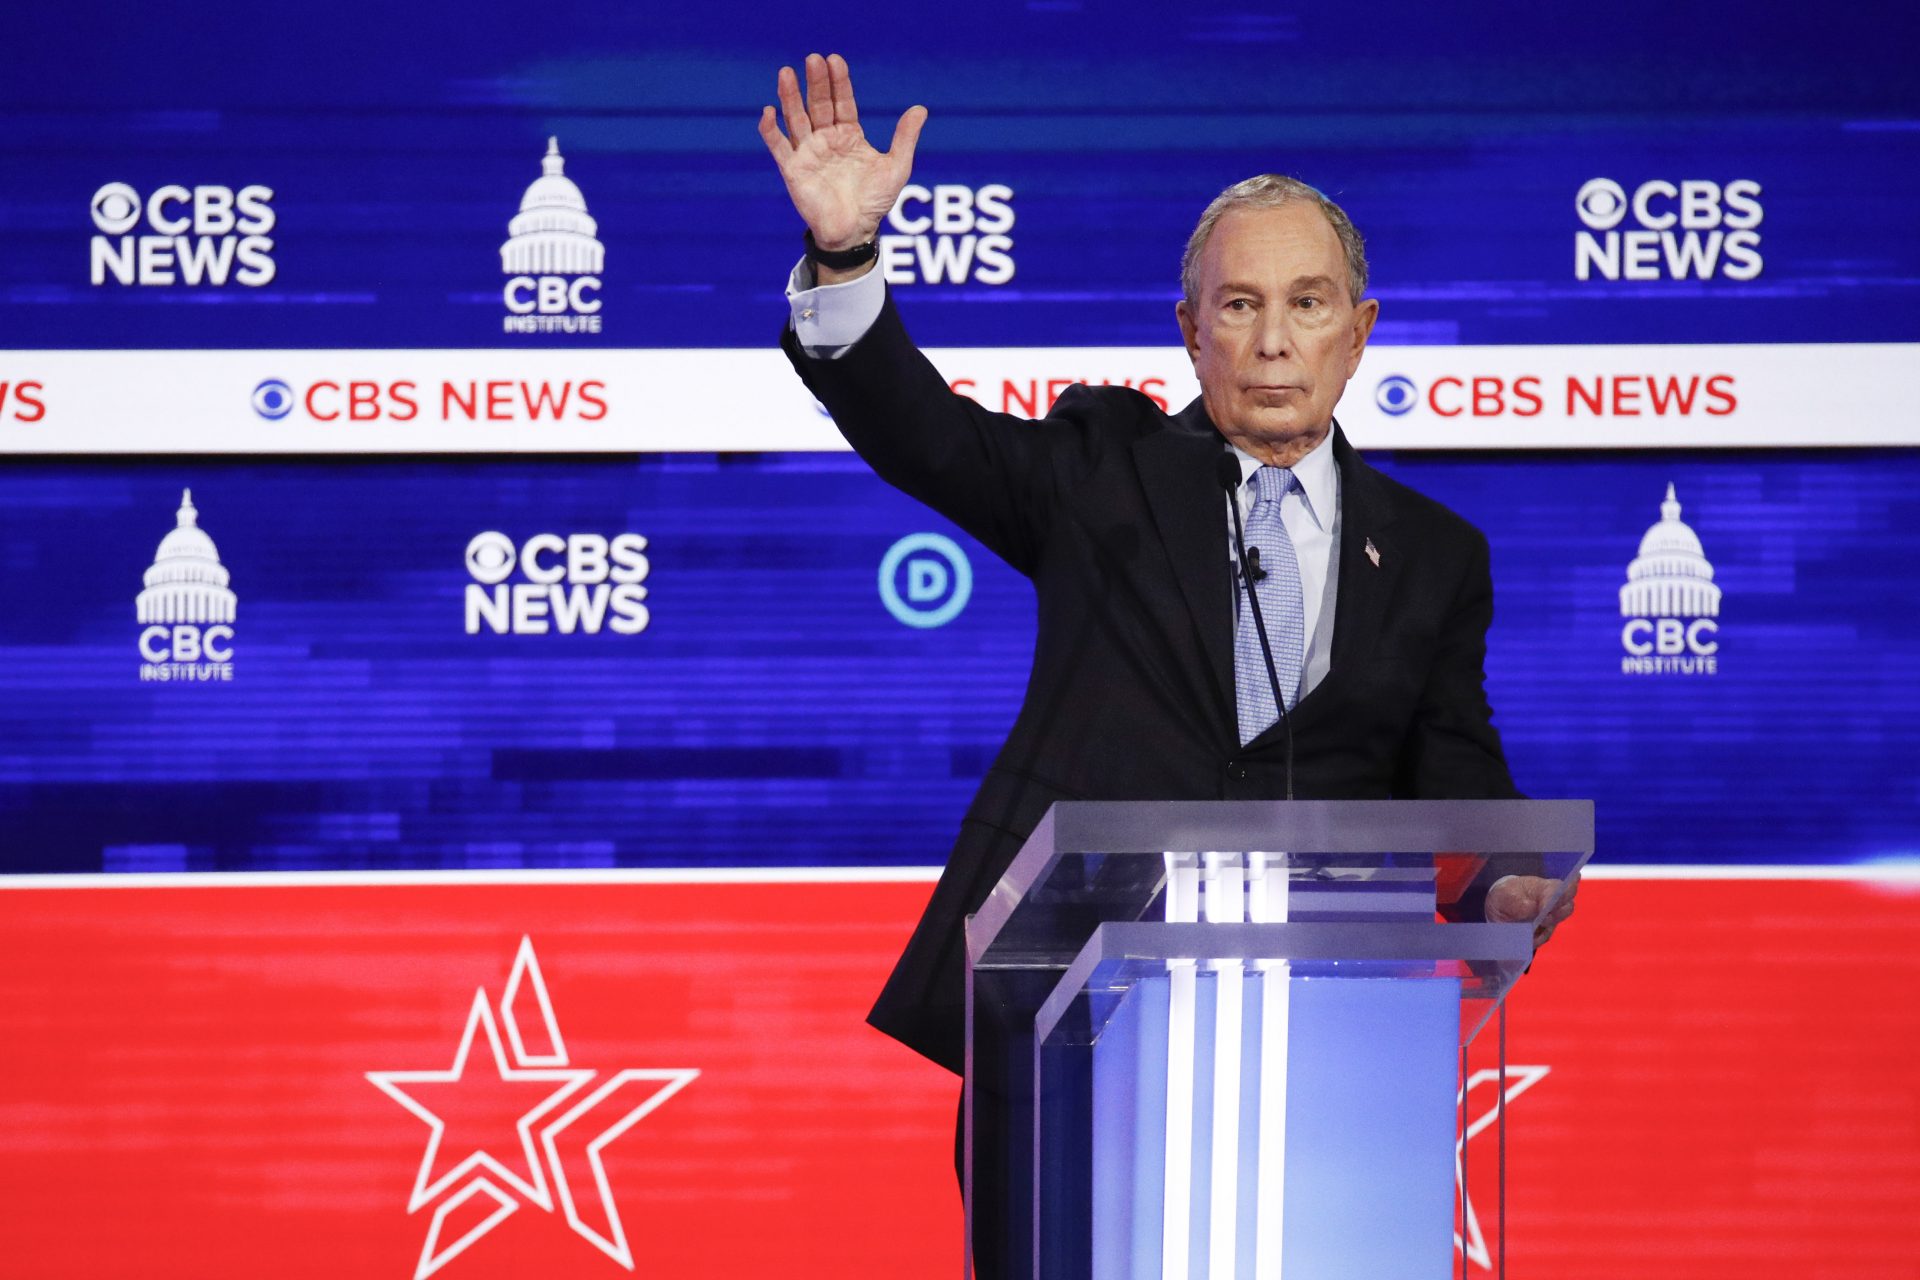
[1489,873,1577,948]
[1488,874,1569,924]
[827,53,858,124]
[756,106,792,167]
[889,104,929,170]
[777,65,811,143]
[805,53,835,130]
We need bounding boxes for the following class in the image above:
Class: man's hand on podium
[1486,871,1581,949]
[758,53,928,285]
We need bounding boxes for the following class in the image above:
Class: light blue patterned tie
[1235,465,1305,746]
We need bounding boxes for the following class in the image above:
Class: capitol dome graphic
[500,137,604,276]
[1620,482,1719,618]
[136,489,237,625]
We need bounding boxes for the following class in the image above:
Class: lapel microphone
[1217,452,1295,801]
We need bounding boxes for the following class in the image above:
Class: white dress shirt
[787,257,883,355]
[789,257,1343,702]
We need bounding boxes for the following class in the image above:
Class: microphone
[1217,452,1295,801]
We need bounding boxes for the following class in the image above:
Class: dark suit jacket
[784,295,1519,1075]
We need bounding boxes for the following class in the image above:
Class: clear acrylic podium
[963,800,1592,1280]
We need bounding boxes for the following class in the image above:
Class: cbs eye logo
[1574,178,1629,231]
[251,379,294,421]
[465,531,517,583]
[90,183,143,235]
[1374,375,1418,417]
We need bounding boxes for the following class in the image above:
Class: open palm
[758,53,927,251]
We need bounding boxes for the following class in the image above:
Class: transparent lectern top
[968,799,1593,970]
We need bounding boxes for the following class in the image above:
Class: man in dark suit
[760,52,1576,1276]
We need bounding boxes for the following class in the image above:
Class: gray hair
[1179,174,1369,309]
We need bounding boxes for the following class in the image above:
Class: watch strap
[804,229,879,270]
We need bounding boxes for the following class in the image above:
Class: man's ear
[1175,300,1201,362]
[1345,297,1379,376]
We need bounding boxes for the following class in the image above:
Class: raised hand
[758,53,927,257]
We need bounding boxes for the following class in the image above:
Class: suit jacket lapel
[1133,399,1236,734]
[1326,421,1402,675]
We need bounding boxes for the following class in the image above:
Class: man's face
[1175,202,1379,460]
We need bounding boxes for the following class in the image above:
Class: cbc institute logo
[501,138,604,335]
[367,938,698,1279]
[135,489,237,682]
[1619,484,1720,676]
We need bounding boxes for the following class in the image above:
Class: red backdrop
[1,872,1915,1278]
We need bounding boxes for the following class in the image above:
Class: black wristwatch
[804,229,879,270]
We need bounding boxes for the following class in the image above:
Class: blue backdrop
[2,3,1916,873]
[2,3,1917,348]
[2,451,1913,870]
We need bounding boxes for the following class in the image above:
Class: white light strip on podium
[1248,853,1289,1280]
[1203,853,1247,1280]
[1163,852,1201,1280]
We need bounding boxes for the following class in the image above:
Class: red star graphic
[367,938,700,1278]
[1455,1063,1551,1271]
[370,990,593,1212]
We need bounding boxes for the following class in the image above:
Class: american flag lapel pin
[1365,537,1381,568]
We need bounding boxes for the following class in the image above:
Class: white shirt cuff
[786,256,886,358]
